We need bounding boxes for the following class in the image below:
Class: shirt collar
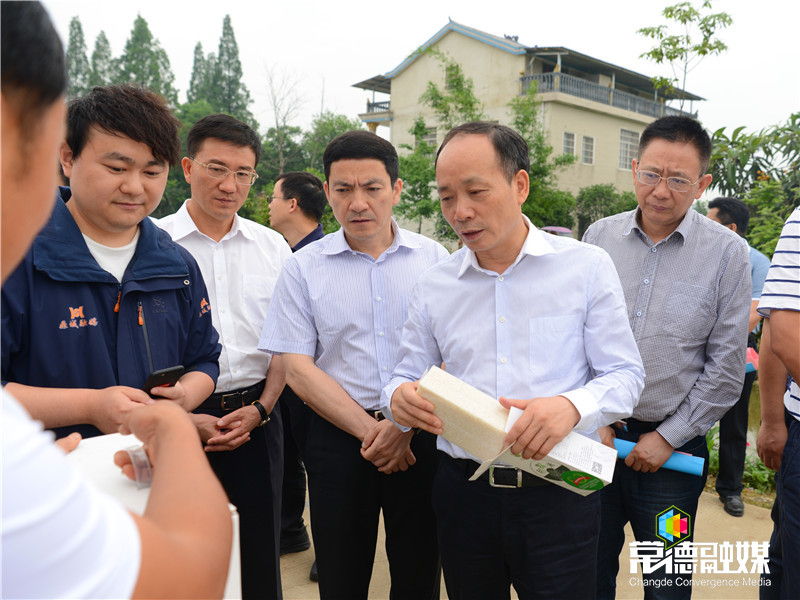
[165,199,254,242]
[625,207,694,246]
[457,215,555,278]
[322,219,415,257]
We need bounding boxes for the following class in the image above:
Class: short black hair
[435,121,530,182]
[708,196,750,236]
[323,130,398,185]
[276,171,327,222]
[67,85,181,166]
[639,116,712,176]
[187,113,261,166]
[1,1,66,135]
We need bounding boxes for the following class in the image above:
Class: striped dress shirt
[757,206,800,419]
[258,221,449,411]
[583,208,752,447]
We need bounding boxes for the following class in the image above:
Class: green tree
[744,179,791,259]
[397,117,439,233]
[508,83,576,228]
[260,125,305,184]
[187,43,213,104]
[88,31,115,88]
[115,14,178,105]
[419,49,485,130]
[211,15,256,129]
[575,184,637,239]
[302,111,363,172]
[65,17,90,99]
[638,0,732,112]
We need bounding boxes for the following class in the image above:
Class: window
[619,129,640,170]
[563,132,575,156]
[581,136,594,165]
[415,127,437,152]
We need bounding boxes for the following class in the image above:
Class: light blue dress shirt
[382,218,645,461]
[259,220,449,411]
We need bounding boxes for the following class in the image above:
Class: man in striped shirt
[756,206,800,598]
[259,131,448,599]
[583,115,752,599]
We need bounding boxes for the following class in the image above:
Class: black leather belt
[621,418,663,434]
[198,379,266,411]
[449,456,548,489]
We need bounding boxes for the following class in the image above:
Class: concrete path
[280,490,774,600]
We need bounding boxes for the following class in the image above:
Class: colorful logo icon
[656,506,691,549]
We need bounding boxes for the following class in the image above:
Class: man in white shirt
[157,113,291,600]
[385,122,644,599]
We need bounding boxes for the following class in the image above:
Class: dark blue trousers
[433,453,600,600]
[596,423,709,600]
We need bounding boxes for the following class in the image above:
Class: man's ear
[181,157,193,184]
[59,141,74,179]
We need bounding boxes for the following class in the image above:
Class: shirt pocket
[242,274,276,333]
[661,281,715,341]
[529,315,584,382]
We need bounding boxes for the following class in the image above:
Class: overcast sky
[44,0,799,138]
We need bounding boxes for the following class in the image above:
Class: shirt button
[382,366,387,372]
[636,310,643,317]
[651,247,657,253]
[225,337,232,343]
[498,276,504,282]
[499,316,506,323]
[379,331,384,337]
[500,357,508,364]
[644,279,650,284]
[220,308,225,313]
[376,296,382,302]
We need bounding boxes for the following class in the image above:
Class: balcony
[366,100,391,113]
[520,73,695,119]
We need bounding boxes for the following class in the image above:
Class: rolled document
[613,438,705,476]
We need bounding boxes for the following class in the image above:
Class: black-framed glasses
[189,157,258,186]
[636,169,701,193]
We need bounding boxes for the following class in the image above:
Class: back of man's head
[708,196,750,236]
[1,1,66,138]
[276,171,326,223]
[436,121,530,182]
[187,113,261,165]
[67,85,181,166]
[323,130,398,185]
[639,116,712,175]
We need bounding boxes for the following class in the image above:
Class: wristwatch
[251,400,270,427]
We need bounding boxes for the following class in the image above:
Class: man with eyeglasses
[157,113,291,600]
[583,115,752,599]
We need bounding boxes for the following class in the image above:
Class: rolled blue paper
[613,438,705,477]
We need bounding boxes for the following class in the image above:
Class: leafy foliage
[575,184,637,239]
[65,17,89,99]
[638,0,732,111]
[397,118,440,234]
[302,111,363,173]
[115,15,178,105]
[88,31,115,88]
[418,48,485,130]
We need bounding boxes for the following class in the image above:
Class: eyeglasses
[266,195,289,203]
[189,158,258,186]
[636,169,702,193]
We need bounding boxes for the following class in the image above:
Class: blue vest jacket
[1,188,221,436]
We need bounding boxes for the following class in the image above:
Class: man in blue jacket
[1,85,221,439]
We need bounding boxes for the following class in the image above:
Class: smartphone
[142,365,185,397]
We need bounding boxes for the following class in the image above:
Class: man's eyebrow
[437,176,485,193]
[207,158,255,171]
[102,151,165,168]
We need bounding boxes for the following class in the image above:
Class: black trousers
[301,411,441,600]
[200,401,284,600]
[433,453,600,600]
[716,367,758,497]
[278,385,309,543]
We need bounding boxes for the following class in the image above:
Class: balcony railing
[520,73,695,119]
[366,100,391,112]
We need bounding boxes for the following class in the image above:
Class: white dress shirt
[382,218,645,461]
[157,201,291,392]
[259,221,450,411]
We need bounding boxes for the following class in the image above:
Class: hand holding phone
[142,365,185,398]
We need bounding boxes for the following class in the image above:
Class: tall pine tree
[116,14,178,105]
[65,17,90,99]
[88,31,115,88]
[212,15,256,129]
